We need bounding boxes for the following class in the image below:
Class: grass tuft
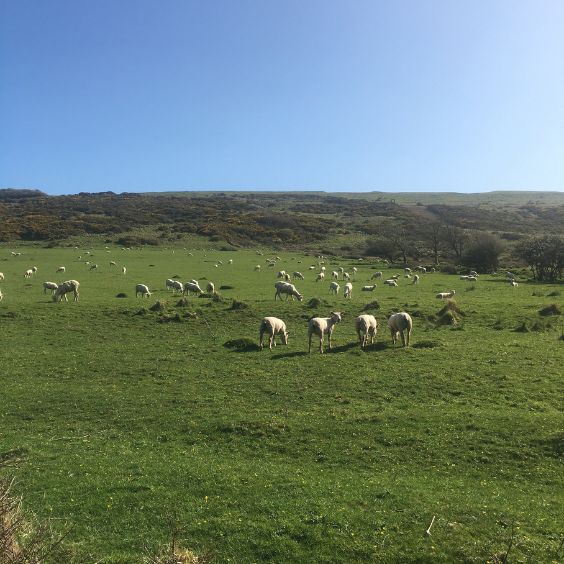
[223,338,259,352]
[149,300,167,312]
[361,300,380,311]
[230,299,249,310]
[116,292,127,298]
[176,298,190,307]
[412,340,441,349]
[219,285,234,290]
[538,303,561,316]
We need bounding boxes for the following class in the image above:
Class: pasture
[0,244,562,562]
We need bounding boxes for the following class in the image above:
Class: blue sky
[1,0,563,195]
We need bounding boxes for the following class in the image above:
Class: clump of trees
[461,233,504,272]
[515,235,563,282]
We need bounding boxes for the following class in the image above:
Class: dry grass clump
[538,303,561,316]
[176,297,190,307]
[436,299,464,326]
[149,300,168,312]
[230,299,249,310]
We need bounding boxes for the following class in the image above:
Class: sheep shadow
[326,342,359,353]
[359,342,388,352]
[270,351,309,359]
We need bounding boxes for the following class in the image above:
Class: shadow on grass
[271,351,309,359]
[327,342,359,353]
[359,342,388,352]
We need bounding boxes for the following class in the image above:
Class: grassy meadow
[0,242,562,562]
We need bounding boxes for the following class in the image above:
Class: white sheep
[436,290,455,299]
[165,279,176,291]
[343,272,351,280]
[110,261,116,267]
[412,274,420,284]
[53,280,80,302]
[331,270,339,280]
[135,284,151,298]
[24,269,33,278]
[308,311,342,353]
[122,266,127,275]
[283,273,291,282]
[459,275,470,280]
[254,265,261,271]
[361,285,376,291]
[352,267,358,275]
[0,272,4,281]
[384,279,398,287]
[344,282,353,299]
[259,317,289,350]
[355,314,378,347]
[43,281,59,294]
[183,282,203,295]
[316,272,325,282]
[169,280,184,293]
[416,266,427,273]
[467,276,478,282]
[388,312,413,347]
[292,271,305,280]
[277,270,287,279]
[56,266,66,273]
[329,281,340,295]
[0,289,3,301]
[31,266,38,273]
[371,272,383,280]
[320,266,326,272]
[274,281,303,301]
[404,267,412,274]
[510,280,518,287]
[206,281,215,294]
[228,259,233,264]
[469,271,479,277]
[89,263,98,270]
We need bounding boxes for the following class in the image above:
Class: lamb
[292,271,305,280]
[274,281,303,301]
[316,272,325,282]
[24,269,33,278]
[412,274,420,284]
[331,270,339,280]
[43,281,59,294]
[329,281,340,295]
[135,284,151,298]
[344,282,353,299]
[436,290,455,299]
[388,312,413,347]
[355,314,378,347]
[206,282,215,294]
[384,279,398,287]
[254,265,261,271]
[259,317,289,350]
[277,270,287,279]
[56,266,66,273]
[371,272,383,280]
[183,282,203,295]
[362,285,376,291]
[308,311,342,353]
[53,280,80,302]
[320,266,326,272]
[510,280,518,287]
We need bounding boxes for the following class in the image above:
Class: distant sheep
[122,266,127,275]
[274,281,303,301]
[259,317,289,350]
[388,312,412,347]
[135,284,151,298]
[31,266,38,273]
[344,282,352,299]
[355,314,378,347]
[0,272,4,281]
[206,282,215,294]
[316,272,325,282]
[24,269,33,278]
[254,265,261,271]
[308,311,342,353]
[412,274,420,284]
[277,270,287,279]
[510,280,518,287]
[329,281,340,295]
[384,279,398,287]
[53,280,80,302]
[169,280,184,293]
[331,270,339,280]
[183,282,203,295]
[371,272,383,280]
[89,264,98,270]
[292,271,305,280]
[110,261,116,266]
[436,290,455,299]
[362,285,376,292]
[56,266,66,273]
[0,289,3,301]
[43,281,59,294]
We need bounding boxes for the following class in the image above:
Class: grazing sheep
[391,274,400,280]
[169,280,184,293]
[320,266,326,272]
[467,276,478,282]
[362,285,376,291]
[355,314,378,347]
[343,272,351,281]
[31,266,38,273]
[165,279,176,291]
[388,312,413,347]
[122,266,127,275]
[412,274,420,284]
[43,281,59,294]
[89,263,98,270]
[469,271,478,277]
[292,271,305,280]
[436,290,456,299]
[371,271,383,280]
[56,266,66,273]
[352,267,358,275]
[308,311,342,353]
[416,266,427,273]
[135,284,151,298]
[274,281,303,301]
[228,259,233,264]
[206,281,215,294]
[283,273,291,282]
[460,275,470,280]
[277,270,287,279]
[316,272,325,282]
[24,269,33,278]
[404,274,411,279]
[510,280,518,287]
[344,282,353,299]
[329,281,340,295]
[308,265,316,270]
[183,282,203,295]
[110,261,116,266]
[53,280,80,302]
[332,270,339,280]
[404,267,412,274]
[384,279,398,287]
[259,317,289,350]
[0,289,3,301]
[0,272,4,281]
[254,265,261,271]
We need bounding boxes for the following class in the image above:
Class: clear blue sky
[1,0,563,195]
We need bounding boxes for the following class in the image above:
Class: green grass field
[1,243,562,562]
